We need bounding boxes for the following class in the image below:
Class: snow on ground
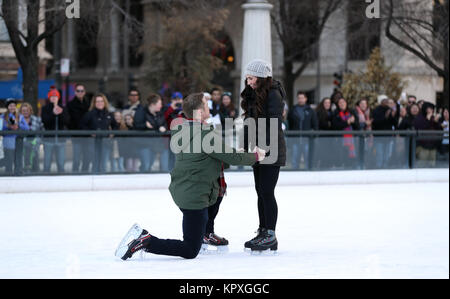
[0,173,448,279]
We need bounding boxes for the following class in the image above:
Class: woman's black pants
[253,165,280,231]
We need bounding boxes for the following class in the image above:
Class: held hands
[237,147,266,162]
[253,147,266,162]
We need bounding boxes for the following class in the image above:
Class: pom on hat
[47,86,61,100]
[245,59,273,78]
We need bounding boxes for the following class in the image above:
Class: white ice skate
[114,223,144,260]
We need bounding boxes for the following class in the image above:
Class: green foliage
[342,47,407,108]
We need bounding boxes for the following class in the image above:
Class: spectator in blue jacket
[287,91,318,170]
[1,98,30,174]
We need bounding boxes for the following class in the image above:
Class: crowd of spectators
[284,91,449,169]
[0,84,239,174]
[0,85,448,175]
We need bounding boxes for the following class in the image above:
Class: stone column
[110,5,120,73]
[240,0,273,93]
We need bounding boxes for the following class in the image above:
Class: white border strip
[0,169,448,194]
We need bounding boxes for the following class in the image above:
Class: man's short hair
[210,87,222,95]
[147,93,162,106]
[129,88,140,96]
[297,91,307,97]
[183,93,204,119]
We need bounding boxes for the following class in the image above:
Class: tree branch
[385,0,444,77]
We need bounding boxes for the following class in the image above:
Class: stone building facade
[0,0,444,107]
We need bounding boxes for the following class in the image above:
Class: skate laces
[129,231,152,253]
[257,231,275,245]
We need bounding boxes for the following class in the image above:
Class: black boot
[244,228,267,249]
[251,229,278,252]
[203,233,229,246]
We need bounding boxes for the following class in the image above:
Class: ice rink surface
[0,172,448,279]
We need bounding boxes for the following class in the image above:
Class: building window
[347,0,381,61]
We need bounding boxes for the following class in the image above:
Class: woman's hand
[9,124,19,131]
[254,146,266,162]
[53,105,63,115]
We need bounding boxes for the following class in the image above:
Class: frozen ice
[0,171,448,279]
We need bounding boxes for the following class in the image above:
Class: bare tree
[272,0,343,105]
[144,6,228,95]
[1,0,66,108]
[384,0,449,107]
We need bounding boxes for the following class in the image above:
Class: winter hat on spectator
[5,98,17,108]
[47,86,61,100]
[171,92,183,100]
[245,59,272,78]
[377,94,388,104]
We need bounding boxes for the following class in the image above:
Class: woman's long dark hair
[316,97,332,115]
[241,77,273,118]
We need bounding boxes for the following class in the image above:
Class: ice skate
[200,233,229,255]
[249,229,278,255]
[115,223,152,260]
[244,228,267,252]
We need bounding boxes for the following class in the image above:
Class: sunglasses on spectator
[76,90,85,93]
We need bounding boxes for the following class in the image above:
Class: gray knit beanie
[245,59,272,78]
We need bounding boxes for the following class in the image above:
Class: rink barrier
[0,169,448,194]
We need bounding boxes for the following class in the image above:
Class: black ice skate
[203,233,229,246]
[200,233,229,254]
[250,229,278,254]
[244,228,267,250]
[115,223,152,260]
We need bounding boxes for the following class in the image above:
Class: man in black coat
[133,94,169,172]
[287,92,318,170]
[67,84,91,172]
[371,97,397,168]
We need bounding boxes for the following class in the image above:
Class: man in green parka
[117,92,266,260]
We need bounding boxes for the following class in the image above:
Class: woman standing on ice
[240,59,287,252]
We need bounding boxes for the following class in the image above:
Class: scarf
[339,111,356,158]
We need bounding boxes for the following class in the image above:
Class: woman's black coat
[241,80,287,167]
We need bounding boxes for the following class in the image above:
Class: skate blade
[200,244,229,255]
[248,249,278,256]
[114,223,143,259]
